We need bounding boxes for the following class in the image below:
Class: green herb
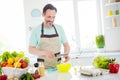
[93,56,116,69]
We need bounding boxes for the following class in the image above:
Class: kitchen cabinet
[101,0,120,51]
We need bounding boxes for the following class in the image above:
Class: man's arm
[63,42,70,54]
[29,46,55,58]
[63,42,70,62]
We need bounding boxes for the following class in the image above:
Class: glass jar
[37,58,45,77]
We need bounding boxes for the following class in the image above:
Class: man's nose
[49,17,54,21]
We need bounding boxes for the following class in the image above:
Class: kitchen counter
[37,67,120,80]
[35,52,120,80]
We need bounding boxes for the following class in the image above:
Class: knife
[56,54,68,57]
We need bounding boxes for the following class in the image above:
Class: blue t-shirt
[29,24,67,49]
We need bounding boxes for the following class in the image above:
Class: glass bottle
[37,58,45,77]
[34,63,39,75]
[112,17,117,27]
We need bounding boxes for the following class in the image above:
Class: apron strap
[52,24,58,35]
[41,23,59,38]
[41,23,44,35]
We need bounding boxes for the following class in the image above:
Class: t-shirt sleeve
[29,28,38,46]
[60,26,68,43]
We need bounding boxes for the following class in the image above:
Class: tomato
[20,59,27,68]
[31,74,40,79]
[20,59,24,63]
[1,62,8,67]
[109,63,119,73]
[21,61,27,68]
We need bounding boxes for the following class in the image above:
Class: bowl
[57,63,71,72]
[2,66,29,77]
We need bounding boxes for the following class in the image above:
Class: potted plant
[95,34,105,48]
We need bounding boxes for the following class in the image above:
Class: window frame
[51,0,102,53]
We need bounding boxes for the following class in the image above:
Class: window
[51,0,100,53]
[78,0,98,52]
[51,1,77,53]
[0,0,26,52]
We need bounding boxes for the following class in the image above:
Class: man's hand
[44,51,55,58]
[63,55,70,62]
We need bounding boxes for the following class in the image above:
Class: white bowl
[2,67,29,77]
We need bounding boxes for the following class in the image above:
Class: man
[29,4,70,68]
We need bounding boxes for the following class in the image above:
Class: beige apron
[39,23,61,69]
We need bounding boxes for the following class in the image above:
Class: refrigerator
[101,0,120,52]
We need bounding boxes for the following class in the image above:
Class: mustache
[46,21,53,23]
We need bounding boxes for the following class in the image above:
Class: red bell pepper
[109,63,119,73]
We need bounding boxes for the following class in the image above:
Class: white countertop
[37,67,120,80]
[35,52,120,80]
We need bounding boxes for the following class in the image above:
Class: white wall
[23,0,51,27]
[23,0,51,54]
[0,0,26,51]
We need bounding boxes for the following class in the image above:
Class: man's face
[42,9,56,26]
